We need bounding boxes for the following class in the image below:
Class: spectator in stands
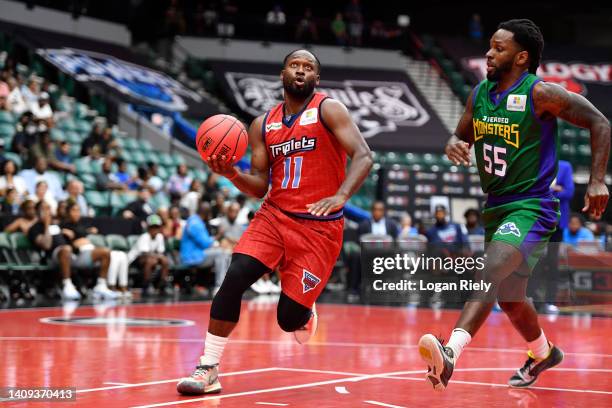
[463,208,484,235]
[146,161,164,193]
[1,187,20,215]
[19,157,63,201]
[21,77,40,108]
[180,201,231,294]
[166,163,192,195]
[6,78,27,115]
[169,205,185,239]
[210,191,228,219]
[180,178,202,216]
[62,179,90,217]
[31,92,53,125]
[217,0,238,39]
[96,157,126,191]
[100,126,119,156]
[0,139,6,169]
[11,111,36,161]
[425,205,468,256]
[0,90,8,113]
[29,180,58,215]
[563,213,595,247]
[331,13,348,46]
[160,0,186,60]
[266,4,286,41]
[469,13,483,41]
[4,199,37,234]
[122,187,154,224]
[0,159,27,199]
[60,201,118,299]
[27,201,81,300]
[217,201,246,248]
[345,0,363,46]
[295,8,318,42]
[30,130,76,173]
[113,158,131,187]
[55,141,73,167]
[358,201,399,238]
[235,194,251,225]
[127,214,172,296]
[399,213,419,237]
[80,123,104,157]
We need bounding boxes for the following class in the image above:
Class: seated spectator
[96,157,126,191]
[179,179,202,216]
[563,213,595,247]
[463,208,485,235]
[399,213,419,237]
[100,126,119,156]
[166,163,192,195]
[19,157,64,200]
[60,201,118,299]
[62,179,91,217]
[235,194,250,225]
[331,12,347,45]
[31,92,53,125]
[425,205,468,257]
[358,201,399,239]
[4,199,37,234]
[211,191,228,219]
[180,202,231,293]
[21,77,40,108]
[0,159,27,199]
[6,77,27,115]
[126,214,172,296]
[30,130,76,173]
[55,141,73,166]
[146,161,164,193]
[122,187,154,224]
[216,201,246,249]
[28,180,58,215]
[0,187,20,215]
[10,111,36,161]
[80,123,104,157]
[113,158,131,186]
[26,201,80,300]
[295,8,318,42]
[159,206,184,239]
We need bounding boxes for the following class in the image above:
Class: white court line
[255,403,289,406]
[275,367,366,376]
[382,375,612,395]
[335,386,349,394]
[364,401,406,408]
[77,367,278,394]
[130,369,426,408]
[1,336,610,359]
[104,382,132,386]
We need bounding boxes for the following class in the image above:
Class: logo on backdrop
[463,57,612,95]
[40,317,195,327]
[37,48,202,111]
[224,72,430,138]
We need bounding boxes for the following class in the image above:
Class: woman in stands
[0,159,27,201]
[4,199,37,234]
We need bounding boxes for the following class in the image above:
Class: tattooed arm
[533,82,611,219]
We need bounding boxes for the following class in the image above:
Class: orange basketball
[196,114,248,164]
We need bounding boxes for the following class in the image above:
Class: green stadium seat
[106,234,129,251]
[65,131,82,145]
[158,153,174,167]
[157,166,169,180]
[75,159,94,174]
[58,118,77,132]
[123,138,140,151]
[127,235,140,248]
[50,128,66,142]
[80,173,97,190]
[85,191,110,213]
[87,234,106,248]
[75,120,92,134]
[10,232,32,250]
[131,151,147,166]
[140,139,154,152]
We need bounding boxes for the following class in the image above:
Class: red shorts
[234,201,344,308]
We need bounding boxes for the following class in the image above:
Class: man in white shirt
[19,157,64,201]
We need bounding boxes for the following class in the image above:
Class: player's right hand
[207,154,238,179]
[445,142,471,166]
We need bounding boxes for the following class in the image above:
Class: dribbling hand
[445,142,471,166]
[582,180,609,220]
[206,154,238,179]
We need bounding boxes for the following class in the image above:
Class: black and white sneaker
[418,334,455,390]
[177,362,221,395]
[508,343,564,387]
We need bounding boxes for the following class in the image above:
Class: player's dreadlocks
[498,19,544,74]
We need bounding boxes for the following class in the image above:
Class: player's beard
[486,59,513,81]
[283,75,316,100]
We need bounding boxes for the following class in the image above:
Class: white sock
[528,330,550,360]
[200,332,229,366]
[62,278,72,287]
[446,328,471,360]
[97,278,107,286]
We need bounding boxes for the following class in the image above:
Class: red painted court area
[1,301,611,407]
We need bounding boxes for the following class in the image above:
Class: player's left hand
[306,194,348,217]
[582,180,609,220]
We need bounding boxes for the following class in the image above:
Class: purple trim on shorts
[518,198,559,262]
[487,191,554,207]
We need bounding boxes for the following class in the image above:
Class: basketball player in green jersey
[418,19,610,390]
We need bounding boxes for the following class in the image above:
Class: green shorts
[483,195,560,273]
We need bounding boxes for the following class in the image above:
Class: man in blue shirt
[426,205,468,257]
[180,202,232,293]
[563,213,595,247]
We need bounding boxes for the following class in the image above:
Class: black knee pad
[277,292,311,332]
[210,254,269,322]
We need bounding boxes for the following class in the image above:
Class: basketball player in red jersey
[177,49,373,395]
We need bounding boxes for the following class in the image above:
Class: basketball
[196,114,248,164]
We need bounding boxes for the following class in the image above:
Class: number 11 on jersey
[281,156,303,189]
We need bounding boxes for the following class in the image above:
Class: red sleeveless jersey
[262,92,347,219]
